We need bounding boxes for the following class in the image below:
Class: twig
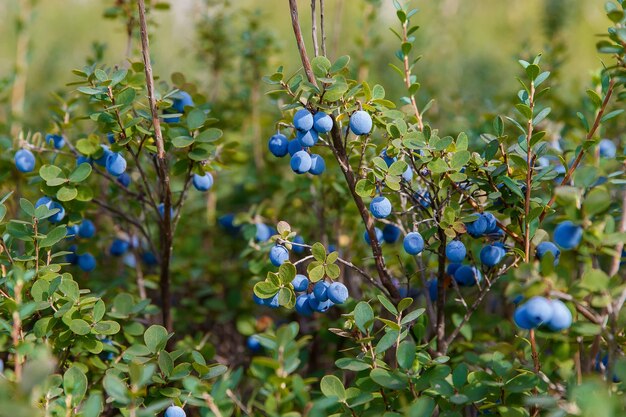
[288,0,318,86]
[320,0,327,56]
[539,79,616,222]
[523,80,536,262]
[311,0,319,57]
[401,17,424,130]
[609,190,626,276]
[137,0,174,332]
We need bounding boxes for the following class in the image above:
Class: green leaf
[388,160,408,176]
[40,226,67,248]
[57,187,78,202]
[19,198,35,217]
[579,268,609,292]
[254,281,279,298]
[397,340,416,369]
[68,163,92,183]
[311,56,332,77]
[370,368,408,389]
[320,375,346,401]
[103,374,130,404]
[39,165,63,182]
[158,351,174,377]
[501,177,525,199]
[311,242,326,261]
[329,55,350,73]
[307,263,325,282]
[583,187,611,216]
[63,366,88,406]
[397,298,413,312]
[400,308,425,325]
[450,151,470,171]
[187,109,207,130]
[144,324,169,353]
[354,302,374,334]
[375,330,399,354]
[325,263,340,279]
[172,136,195,148]
[335,358,371,371]
[377,295,398,315]
[427,158,448,174]
[277,262,296,285]
[356,179,376,198]
[196,128,223,143]
[93,320,121,335]
[93,300,106,322]
[70,319,91,335]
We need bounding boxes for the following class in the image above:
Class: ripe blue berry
[269,245,289,267]
[454,265,482,286]
[268,133,289,157]
[546,299,572,331]
[164,405,186,417]
[403,232,424,255]
[536,241,560,265]
[106,153,127,177]
[192,173,214,191]
[296,129,318,147]
[45,134,65,149]
[313,281,329,301]
[369,196,392,219]
[523,296,553,327]
[313,111,333,133]
[78,220,96,239]
[382,224,401,244]
[78,253,96,272]
[291,274,309,291]
[295,294,314,316]
[308,154,325,175]
[554,221,583,250]
[480,244,506,267]
[327,282,348,304]
[349,110,372,135]
[290,150,312,174]
[363,227,384,245]
[293,109,314,132]
[14,149,36,173]
[445,241,466,263]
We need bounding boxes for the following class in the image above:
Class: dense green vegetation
[1,1,626,416]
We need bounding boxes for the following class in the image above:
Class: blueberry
[78,220,96,238]
[308,154,325,175]
[382,224,401,244]
[313,111,333,133]
[554,221,583,250]
[349,110,372,135]
[14,149,36,173]
[293,109,314,132]
[536,241,560,265]
[363,227,384,245]
[403,232,424,255]
[290,150,312,174]
[369,196,392,219]
[192,173,214,191]
[268,133,289,157]
[313,281,329,301]
[445,241,466,263]
[269,245,289,267]
[106,152,127,177]
[327,282,349,304]
[291,274,309,292]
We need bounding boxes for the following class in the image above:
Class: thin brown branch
[540,79,616,222]
[311,0,319,57]
[609,189,626,276]
[288,0,318,86]
[320,0,327,56]
[524,81,536,262]
[137,0,174,332]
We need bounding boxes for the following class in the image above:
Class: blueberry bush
[1,1,626,416]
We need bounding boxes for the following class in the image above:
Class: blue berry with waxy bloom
[14,149,35,173]
[99,338,115,361]
[536,241,560,265]
[164,405,186,417]
[295,294,314,316]
[546,299,572,331]
[414,190,431,208]
[287,139,303,156]
[172,91,194,113]
[522,296,553,327]
[268,133,289,157]
[269,245,289,267]
[313,111,333,133]
[45,134,65,149]
[327,282,349,304]
[466,213,488,237]
[36,196,54,212]
[293,109,314,132]
[66,224,80,239]
[290,150,312,174]
[482,212,498,234]
[513,305,534,329]
[446,263,462,276]
[328,244,337,253]
[307,293,333,312]
[291,274,309,291]
[110,239,130,256]
[292,235,305,254]
[402,166,413,182]
[94,145,112,167]
[382,224,401,244]
[454,265,482,286]
[363,227,384,245]
[554,220,583,250]
[480,244,506,267]
[106,152,127,177]
[403,232,425,255]
[255,223,271,242]
[117,172,131,187]
[445,241,466,263]
[78,220,96,239]
[49,202,66,223]
[308,154,325,175]
[370,196,392,219]
[123,253,137,268]
[258,293,280,309]
[78,253,96,272]
[246,335,262,352]
[349,110,372,135]
[381,150,395,166]
[219,214,240,234]
[192,173,214,191]
[296,129,319,147]
[313,281,330,302]
[107,133,115,144]
[599,138,617,158]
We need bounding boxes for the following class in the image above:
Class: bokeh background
[0,0,611,132]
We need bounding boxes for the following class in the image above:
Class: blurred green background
[0,0,610,133]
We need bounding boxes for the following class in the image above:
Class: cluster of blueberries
[267,108,374,175]
[513,296,572,331]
